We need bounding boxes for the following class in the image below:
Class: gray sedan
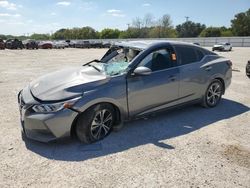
[18,41,232,143]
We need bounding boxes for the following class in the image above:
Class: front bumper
[212,46,224,51]
[18,87,78,142]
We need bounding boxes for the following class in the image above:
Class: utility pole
[185,16,189,22]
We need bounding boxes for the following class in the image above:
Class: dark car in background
[102,41,111,48]
[0,39,5,50]
[90,41,103,48]
[5,39,24,49]
[23,39,38,49]
[38,41,53,49]
[75,40,91,48]
[246,60,250,78]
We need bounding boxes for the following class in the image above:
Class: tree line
[1,8,249,41]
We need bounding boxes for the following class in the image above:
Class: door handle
[205,66,212,71]
[168,75,176,81]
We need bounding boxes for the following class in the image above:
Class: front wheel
[202,80,223,108]
[76,103,115,143]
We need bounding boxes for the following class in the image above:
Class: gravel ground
[0,47,249,188]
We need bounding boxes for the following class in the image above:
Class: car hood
[30,66,108,102]
[214,44,224,47]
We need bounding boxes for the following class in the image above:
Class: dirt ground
[0,47,249,188]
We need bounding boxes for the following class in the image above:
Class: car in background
[23,39,38,49]
[75,40,91,48]
[5,39,24,49]
[90,41,103,48]
[212,42,232,51]
[66,40,77,48]
[0,39,5,50]
[18,40,232,143]
[38,41,53,49]
[52,41,68,49]
[246,60,250,78]
[102,41,111,48]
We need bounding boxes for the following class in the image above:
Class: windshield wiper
[82,59,101,66]
[88,64,101,72]
[82,59,101,72]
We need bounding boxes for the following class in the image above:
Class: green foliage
[199,27,221,37]
[30,33,50,40]
[100,28,121,39]
[220,28,233,37]
[176,21,206,37]
[148,27,177,38]
[52,27,98,40]
[231,8,250,36]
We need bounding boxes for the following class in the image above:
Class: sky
[0,0,249,35]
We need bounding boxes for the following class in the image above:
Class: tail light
[227,60,232,68]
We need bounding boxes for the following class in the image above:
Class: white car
[212,42,232,51]
[52,41,68,49]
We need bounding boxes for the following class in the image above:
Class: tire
[76,103,115,143]
[201,79,223,108]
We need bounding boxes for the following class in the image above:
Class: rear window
[196,49,205,61]
[175,46,198,65]
[175,45,207,65]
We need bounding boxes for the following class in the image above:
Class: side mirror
[133,66,152,76]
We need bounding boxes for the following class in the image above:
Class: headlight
[32,97,81,113]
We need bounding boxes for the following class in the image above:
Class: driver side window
[138,49,174,72]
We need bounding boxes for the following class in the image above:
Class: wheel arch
[213,77,225,94]
[70,102,122,138]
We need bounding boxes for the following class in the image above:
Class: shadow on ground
[23,99,249,161]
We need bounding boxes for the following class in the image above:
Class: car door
[174,45,206,102]
[127,47,180,117]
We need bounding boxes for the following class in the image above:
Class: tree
[30,33,50,40]
[100,28,121,39]
[52,26,98,39]
[199,27,221,37]
[119,27,141,38]
[220,27,233,37]
[132,17,142,29]
[176,21,206,37]
[52,28,67,39]
[231,8,250,36]
[160,14,172,29]
[143,13,154,28]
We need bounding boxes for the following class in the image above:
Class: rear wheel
[202,80,223,108]
[76,103,115,143]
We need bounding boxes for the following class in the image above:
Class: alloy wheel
[90,109,113,140]
[206,82,222,106]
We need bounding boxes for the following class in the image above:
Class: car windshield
[88,47,141,76]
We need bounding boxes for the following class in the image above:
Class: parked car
[90,41,103,48]
[212,42,232,51]
[5,39,24,49]
[23,39,38,49]
[102,41,111,48]
[75,40,91,48]
[52,41,68,49]
[18,40,232,143]
[246,60,250,78]
[65,40,71,47]
[67,40,77,48]
[0,39,5,50]
[38,41,52,49]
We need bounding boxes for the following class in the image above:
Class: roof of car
[114,40,196,50]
